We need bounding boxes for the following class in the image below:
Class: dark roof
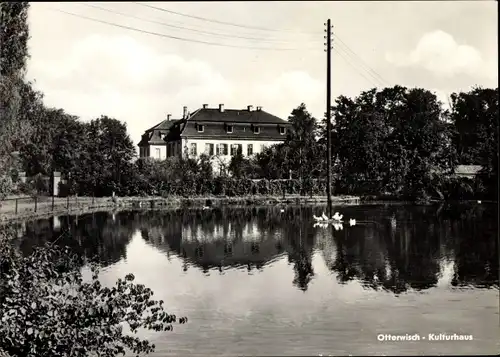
[145,119,179,132]
[188,108,288,124]
[177,107,290,140]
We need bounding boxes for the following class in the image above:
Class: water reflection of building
[146,217,285,272]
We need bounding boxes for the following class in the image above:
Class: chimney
[247,105,253,111]
[202,104,208,109]
[167,114,171,121]
[183,106,188,119]
[219,104,224,112]
[256,106,262,111]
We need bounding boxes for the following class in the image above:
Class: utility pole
[325,19,333,218]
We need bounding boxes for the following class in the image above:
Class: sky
[26,1,498,150]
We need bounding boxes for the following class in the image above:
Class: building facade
[138,104,292,172]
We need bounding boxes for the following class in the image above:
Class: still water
[13,203,499,356]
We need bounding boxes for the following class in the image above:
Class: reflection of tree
[17,212,138,267]
[322,204,498,292]
[451,205,499,288]
[284,217,315,291]
[15,203,497,293]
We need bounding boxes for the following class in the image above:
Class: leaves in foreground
[0,232,187,357]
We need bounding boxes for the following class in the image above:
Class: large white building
[138,104,292,172]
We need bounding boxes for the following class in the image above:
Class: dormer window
[279,127,286,135]
[226,125,233,133]
[159,132,165,139]
[197,124,204,133]
[253,126,260,134]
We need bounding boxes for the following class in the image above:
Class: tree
[330,86,456,200]
[0,229,187,357]
[0,2,30,78]
[450,87,498,198]
[0,2,32,192]
[285,104,323,189]
[76,116,136,196]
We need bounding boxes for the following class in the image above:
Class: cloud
[385,30,488,78]
[27,34,325,149]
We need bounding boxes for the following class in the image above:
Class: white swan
[333,223,343,231]
[349,218,356,226]
[321,212,329,221]
[332,212,343,221]
[280,209,285,213]
[313,214,323,221]
[202,206,210,210]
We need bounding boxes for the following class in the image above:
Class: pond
[12,203,499,356]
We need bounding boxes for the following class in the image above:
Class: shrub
[0,230,187,357]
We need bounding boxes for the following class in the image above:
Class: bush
[0,230,187,357]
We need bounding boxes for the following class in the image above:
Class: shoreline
[1,194,494,225]
[0,194,361,224]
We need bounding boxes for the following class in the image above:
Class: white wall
[182,138,282,160]
[181,138,283,174]
[150,145,167,160]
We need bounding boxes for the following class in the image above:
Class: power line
[333,46,382,88]
[45,7,319,52]
[332,34,390,86]
[81,3,319,44]
[134,2,320,35]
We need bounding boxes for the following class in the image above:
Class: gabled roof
[187,108,288,124]
[145,119,179,132]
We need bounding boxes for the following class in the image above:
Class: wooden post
[51,195,55,211]
[34,196,37,212]
[325,19,333,218]
[15,199,18,214]
[67,195,70,210]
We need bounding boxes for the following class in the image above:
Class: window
[167,143,171,157]
[190,143,197,156]
[279,127,286,135]
[247,144,253,156]
[253,126,260,134]
[260,144,266,152]
[231,144,242,156]
[159,132,164,139]
[220,143,228,155]
[197,124,204,133]
[155,148,161,159]
[205,143,214,156]
[226,125,233,133]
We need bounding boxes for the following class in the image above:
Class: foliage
[330,85,458,200]
[450,87,499,199]
[0,2,33,191]
[0,2,30,77]
[0,230,187,357]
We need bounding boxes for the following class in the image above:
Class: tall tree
[285,103,323,182]
[450,87,499,198]
[0,1,30,77]
[330,86,456,200]
[76,116,136,196]
[0,2,32,197]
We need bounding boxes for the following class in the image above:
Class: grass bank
[0,194,360,224]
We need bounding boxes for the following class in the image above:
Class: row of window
[196,124,286,135]
[194,242,261,258]
[190,143,266,157]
